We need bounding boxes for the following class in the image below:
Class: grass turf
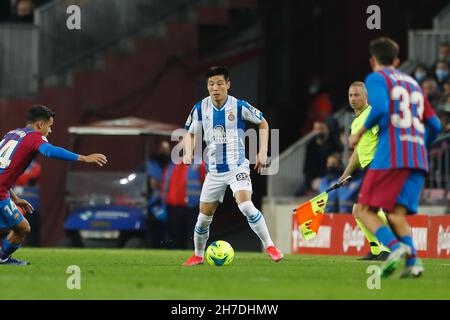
[1,248,449,299]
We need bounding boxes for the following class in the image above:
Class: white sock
[194,213,213,257]
[238,201,274,249]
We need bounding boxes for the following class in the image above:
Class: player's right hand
[81,153,108,166]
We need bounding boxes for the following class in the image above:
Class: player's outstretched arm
[78,154,108,167]
[254,117,269,174]
[38,143,107,166]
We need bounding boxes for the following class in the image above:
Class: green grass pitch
[1,248,449,299]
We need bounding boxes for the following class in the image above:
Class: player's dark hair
[205,66,230,81]
[26,104,55,123]
[369,37,399,66]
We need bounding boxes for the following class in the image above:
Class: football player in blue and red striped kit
[349,37,442,278]
[0,105,107,265]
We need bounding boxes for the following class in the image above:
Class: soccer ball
[206,240,234,266]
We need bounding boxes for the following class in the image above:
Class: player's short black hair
[26,104,55,123]
[369,37,399,66]
[205,66,230,81]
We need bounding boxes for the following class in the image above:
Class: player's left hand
[254,152,267,174]
[13,198,34,214]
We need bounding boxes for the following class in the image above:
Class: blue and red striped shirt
[364,67,442,172]
[0,128,47,199]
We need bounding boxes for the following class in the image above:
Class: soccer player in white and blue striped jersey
[182,66,283,265]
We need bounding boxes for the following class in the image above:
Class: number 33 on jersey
[363,68,441,172]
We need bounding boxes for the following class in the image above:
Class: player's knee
[199,202,218,215]
[234,190,252,204]
[238,201,259,217]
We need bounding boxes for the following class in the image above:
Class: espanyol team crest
[228,112,235,121]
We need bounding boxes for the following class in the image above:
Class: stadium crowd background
[0,0,52,23]
[0,0,449,250]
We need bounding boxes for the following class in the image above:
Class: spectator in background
[324,115,341,150]
[430,43,450,73]
[318,153,364,214]
[436,93,450,133]
[146,140,171,248]
[296,120,342,195]
[443,93,450,110]
[300,76,334,136]
[436,42,450,65]
[429,109,449,190]
[318,153,343,213]
[412,63,428,85]
[1,0,53,22]
[11,0,34,23]
[442,80,450,96]
[422,78,441,107]
[339,127,347,149]
[436,110,450,134]
[162,142,206,250]
[434,60,449,92]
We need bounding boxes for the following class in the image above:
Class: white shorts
[200,165,253,203]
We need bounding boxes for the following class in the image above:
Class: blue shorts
[0,198,24,230]
[359,169,424,214]
[395,170,425,214]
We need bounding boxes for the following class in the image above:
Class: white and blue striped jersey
[185,95,263,174]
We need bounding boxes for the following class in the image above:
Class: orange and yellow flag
[294,193,328,240]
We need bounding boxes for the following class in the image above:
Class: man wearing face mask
[431,43,450,71]
[318,153,343,213]
[299,120,342,194]
[412,64,428,85]
[146,141,171,248]
[434,61,449,91]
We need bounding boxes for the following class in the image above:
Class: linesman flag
[293,176,351,240]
